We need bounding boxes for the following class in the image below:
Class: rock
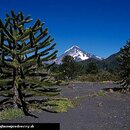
[109,88,114,93]
[98,102,103,107]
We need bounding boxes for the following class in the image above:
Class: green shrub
[0,108,24,120]
[77,74,98,82]
[76,70,117,82]
[96,91,106,96]
[42,98,74,112]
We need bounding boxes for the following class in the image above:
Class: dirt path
[1,82,130,130]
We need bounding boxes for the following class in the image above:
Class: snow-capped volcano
[55,45,103,64]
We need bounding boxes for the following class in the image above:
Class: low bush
[76,71,118,82]
[41,98,74,112]
[0,108,24,120]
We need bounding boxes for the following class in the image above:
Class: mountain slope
[55,45,103,64]
[102,52,120,71]
[79,51,120,72]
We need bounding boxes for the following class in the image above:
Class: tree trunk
[13,69,19,108]
[13,83,19,108]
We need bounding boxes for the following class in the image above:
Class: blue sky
[0,0,130,58]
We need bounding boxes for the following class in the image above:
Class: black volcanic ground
[1,82,130,130]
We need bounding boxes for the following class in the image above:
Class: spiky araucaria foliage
[0,10,61,116]
[118,40,130,88]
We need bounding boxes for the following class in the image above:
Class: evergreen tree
[86,62,99,74]
[60,55,76,80]
[0,11,60,116]
[118,40,130,88]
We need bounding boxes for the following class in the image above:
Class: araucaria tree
[0,11,60,116]
[118,40,130,88]
[60,55,77,80]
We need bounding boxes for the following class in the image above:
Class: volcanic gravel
[1,82,130,130]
